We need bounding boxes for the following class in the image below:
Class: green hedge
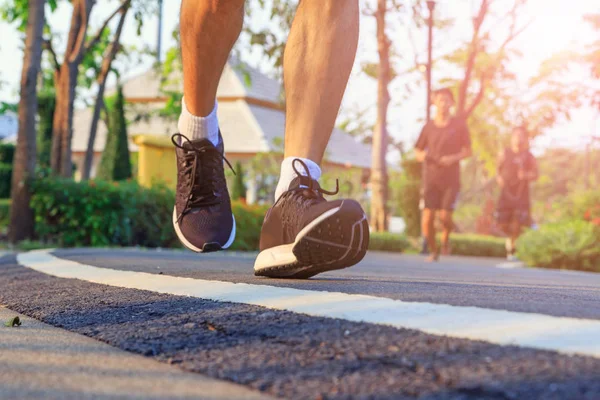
[447,234,506,258]
[0,199,10,229]
[0,143,15,198]
[390,159,422,237]
[25,175,510,259]
[97,85,132,181]
[368,232,506,258]
[31,178,176,247]
[0,143,15,164]
[0,163,12,199]
[29,176,267,250]
[230,202,268,251]
[370,232,412,253]
[517,221,600,272]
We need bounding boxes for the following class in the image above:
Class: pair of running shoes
[171,133,370,279]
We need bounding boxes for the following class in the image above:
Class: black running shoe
[172,133,236,253]
[254,159,369,279]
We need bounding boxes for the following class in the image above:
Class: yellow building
[71,59,372,203]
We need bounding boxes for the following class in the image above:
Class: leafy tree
[531,13,599,113]
[97,85,131,181]
[231,161,247,201]
[37,89,55,167]
[362,0,408,232]
[48,0,106,177]
[435,1,530,173]
[0,143,15,198]
[247,137,284,203]
[82,0,152,180]
[432,0,588,205]
[337,104,375,144]
[156,41,183,121]
[2,0,144,177]
[391,158,422,237]
[242,0,297,79]
[8,0,45,242]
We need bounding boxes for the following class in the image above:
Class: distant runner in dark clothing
[415,88,472,261]
[496,127,538,261]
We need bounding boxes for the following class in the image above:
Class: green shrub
[0,199,10,228]
[0,163,12,198]
[0,141,15,199]
[24,174,512,259]
[97,85,132,181]
[370,232,412,253]
[395,178,421,237]
[231,161,247,201]
[539,189,600,224]
[230,202,268,251]
[391,159,422,237]
[453,204,484,234]
[448,234,506,258]
[369,232,505,257]
[0,143,15,164]
[517,221,600,272]
[569,190,600,219]
[121,183,179,248]
[30,177,177,248]
[29,175,268,250]
[37,91,55,167]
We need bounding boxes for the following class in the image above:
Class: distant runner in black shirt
[415,88,472,261]
[496,127,538,261]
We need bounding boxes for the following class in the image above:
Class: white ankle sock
[177,97,219,146]
[275,157,322,202]
[505,238,514,254]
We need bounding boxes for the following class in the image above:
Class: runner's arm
[439,146,472,166]
[414,125,428,162]
[519,155,539,181]
[439,121,472,166]
[415,149,427,162]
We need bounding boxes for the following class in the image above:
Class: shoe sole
[254,200,369,279]
[172,207,236,253]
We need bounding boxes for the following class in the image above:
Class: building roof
[74,59,372,169]
[110,58,284,105]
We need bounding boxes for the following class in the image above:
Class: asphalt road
[1,249,600,399]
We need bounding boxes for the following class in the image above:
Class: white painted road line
[17,250,600,359]
[495,261,526,269]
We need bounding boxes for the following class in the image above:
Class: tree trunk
[50,65,78,177]
[50,0,94,177]
[370,0,391,233]
[9,0,46,243]
[82,6,129,180]
[457,0,488,116]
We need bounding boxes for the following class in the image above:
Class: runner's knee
[208,0,246,10]
[181,0,245,33]
[439,212,452,230]
[422,210,435,230]
[302,0,357,17]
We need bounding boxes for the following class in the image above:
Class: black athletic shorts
[423,183,460,211]
[495,208,531,226]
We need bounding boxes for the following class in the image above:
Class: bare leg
[180,0,245,117]
[283,0,359,162]
[422,208,438,261]
[509,219,522,253]
[439,210,453,256]
[499,221,512,257]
